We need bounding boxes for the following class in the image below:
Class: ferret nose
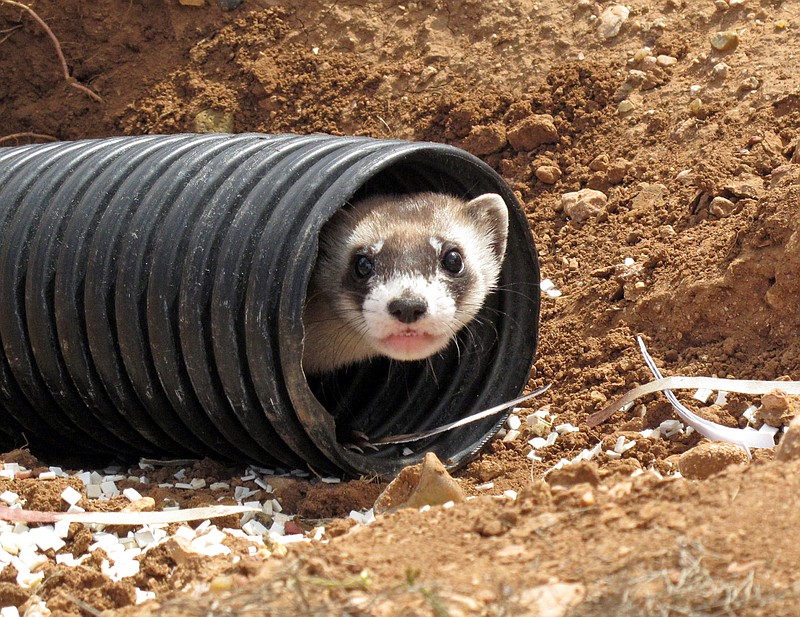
[388,297,427,324]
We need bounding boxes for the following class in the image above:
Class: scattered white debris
[349,509,376,525]
[476,482,495,490]
[503,490,518,501]
[540,278,563,298]
[660,419,685,438]
[613,436,636,454]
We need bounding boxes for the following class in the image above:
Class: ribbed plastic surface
[0,133,540,477]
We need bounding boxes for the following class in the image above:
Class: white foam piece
[133,530,156,549]
[554,423,579,434]
[16,570,45,588]
[37,471,56,480]
[528,437,548,449]
[714,391,728,405]
[61,485,82,506]
[100,481,119,497]
[123,488,143,502]
[0,605,20,617]
[189,478,206,489]
[319,477,341,484]
[174,526,195,541]
[402,447,414,456]
[502,429,521,442]
[475,482,494,490]
[0,491,18,506]
[242,520,268,537]
[174,483,193,490]
[209,482,230,491]
[742,405,758,423]
[173,469,187,481]
[503,490,518,500]
[546,431,559,446]
[254,478,273,490]
[507,414,522,430]
[624,257,635,266]
[692,388,713,403]
[136,588,157,604]
[54,519,71,539]
[540,278,555,291]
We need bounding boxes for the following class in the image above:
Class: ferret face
[305,192,509,372]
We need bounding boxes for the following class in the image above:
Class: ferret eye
[353,255,374,279]
[441,249,464,275]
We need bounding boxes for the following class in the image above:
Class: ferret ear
[463,193,509,260]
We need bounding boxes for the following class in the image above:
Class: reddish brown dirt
[3,0,800,614]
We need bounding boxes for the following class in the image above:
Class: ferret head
[311,192,509,367]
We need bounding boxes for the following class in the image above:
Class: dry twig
[0,0,103,102]
[0,131,58,145]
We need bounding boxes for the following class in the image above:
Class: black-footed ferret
[302,192,509,374]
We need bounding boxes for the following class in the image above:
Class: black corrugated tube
[0,133,540,477]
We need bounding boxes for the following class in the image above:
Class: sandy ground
[3,0,800,614]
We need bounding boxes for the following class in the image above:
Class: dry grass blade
[0,0,102,102]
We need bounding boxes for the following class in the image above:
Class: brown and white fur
[302,192,509,374]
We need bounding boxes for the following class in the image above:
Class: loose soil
[3,0,800,614]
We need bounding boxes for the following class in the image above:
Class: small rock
[517,583,586,617]
[561,189,608,223]
[507,115,559,151]
[678,441,749,479]
[373,452,465,514]
[738,76,759,92]
[194,109,234,134]
[777,415,800,461]
[631,182,666,212]
[757,390,800,427]
[606,158,630,184]
[597,5,630,39]
[656,55,677,67]
[461,124,507,155]
[546,460,600,488]
[711,62,729,81]
[535,165,562,184]
[617,99,636,114]
[710,30,739,52]
[218,0,243,8]
[724,173,763,199]
[708,196,736,217]
[588,154,609,172]
[689,98,705,118]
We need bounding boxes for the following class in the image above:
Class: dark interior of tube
[305,162,526,459]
